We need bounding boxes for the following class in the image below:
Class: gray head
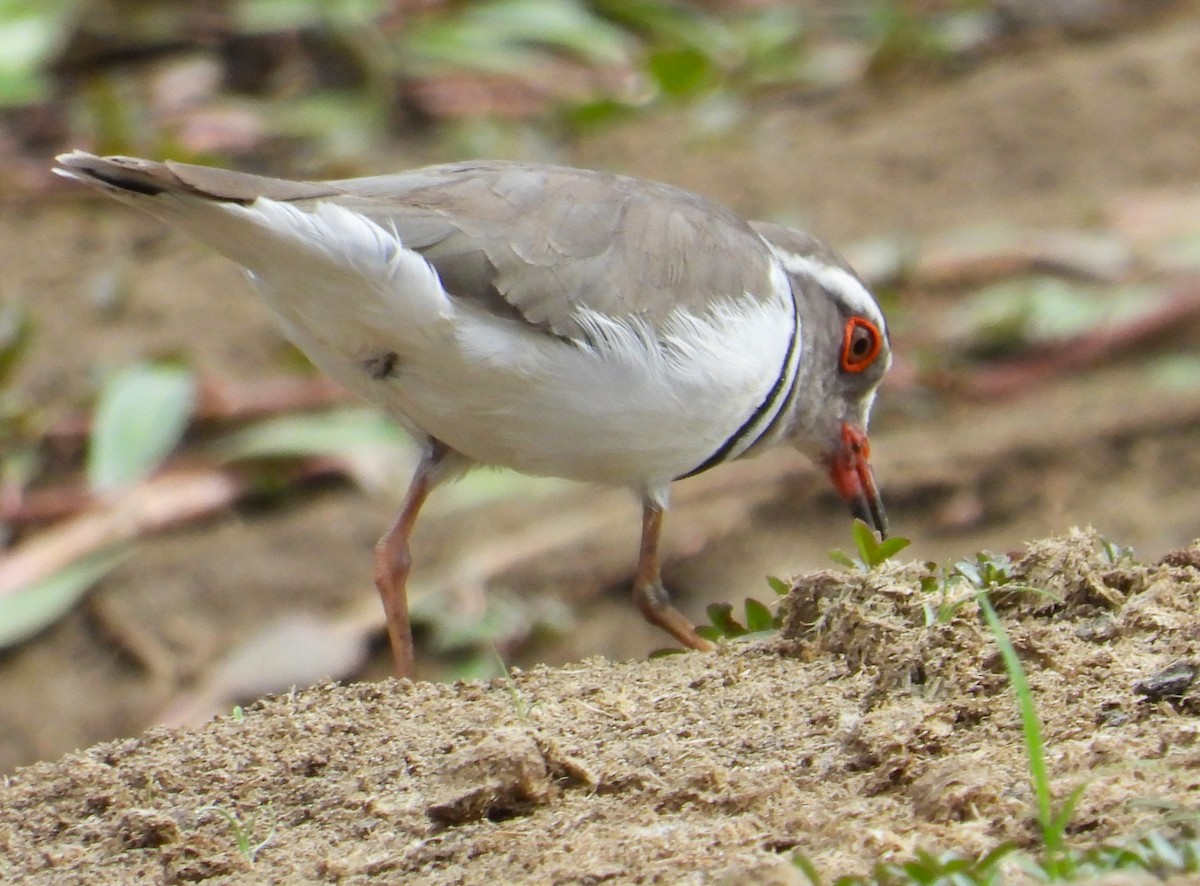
[753,222,891,535]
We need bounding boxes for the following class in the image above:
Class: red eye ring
[840,317,882,373]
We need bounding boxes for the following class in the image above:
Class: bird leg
[632,501,716,652]
[374,443,445,678]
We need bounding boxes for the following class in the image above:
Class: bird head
[756,225,891,537]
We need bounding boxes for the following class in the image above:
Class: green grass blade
[789,851,824,886]
[977,592,1060,855]
[974,841,1018,871]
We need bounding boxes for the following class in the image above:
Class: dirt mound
[3,531,1197,884]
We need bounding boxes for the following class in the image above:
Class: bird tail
[54,151,453,353]
[54,151,327,278]
[54,151,185,202]
[53,151,335,205]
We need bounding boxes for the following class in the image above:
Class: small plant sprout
[793,842,1016,885]
[1099,535,1135,565]
[916,562,966,626]
[955,551,1061,605]
[695,596,777,644]
[919,550,1060,625]
[687,525,914,648]
[493,647,538,721]
[829,519,911,572]
[651,576,789,652]
[196,804,275,863]
[952,551,1016,590]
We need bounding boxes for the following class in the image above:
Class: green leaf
[743,598,774,632]
[0,1,76,107]
[959,276,1157,356]
[828,550,859,570]
[1144,831,1184,870]
[647,46,715,97]
[834,522,910,571]
[1047,782,1088,848]
[1146,353,1200,393]
[562,98,631,131]
[954,559,982,587]
[217,409,567,503]
[88,363,195,493]
[706,602,745,638]
[473,0,630,66]
[594,0,735,63]
[766,575,790,597]
[694,625,722,643]
[872,535,911,564]
[851,518,877,564]
[0,546,130,649]
[260,92,388,160]
[789,851,824,885]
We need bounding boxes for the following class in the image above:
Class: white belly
[275,291,796,489]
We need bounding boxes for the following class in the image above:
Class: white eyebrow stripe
[768,247,886,332]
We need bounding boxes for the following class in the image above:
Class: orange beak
[825,423,888,537]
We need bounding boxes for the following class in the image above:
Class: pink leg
[632,501,715,652]
[374,444,445,678]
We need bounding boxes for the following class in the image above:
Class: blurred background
[2,0,1199,771]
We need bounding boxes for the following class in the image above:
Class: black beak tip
[850,496,889,539]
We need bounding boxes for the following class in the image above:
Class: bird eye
[840,317,882,373]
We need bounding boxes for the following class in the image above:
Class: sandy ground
[3,7,1200,882]
[3,532,1199,883]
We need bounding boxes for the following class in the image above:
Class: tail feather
[54,151,335,204]
[53,150,454,362]
[54,151,184,199]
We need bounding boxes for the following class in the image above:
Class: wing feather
[61,155,784,339]
[320,162,781,338]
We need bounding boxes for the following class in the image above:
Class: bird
[54,151,891,678]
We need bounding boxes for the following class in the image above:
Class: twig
[0,459,344,599]
[959,279,1200,400]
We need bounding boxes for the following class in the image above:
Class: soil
[3,532,1200,883]
[4,8,1200,883]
